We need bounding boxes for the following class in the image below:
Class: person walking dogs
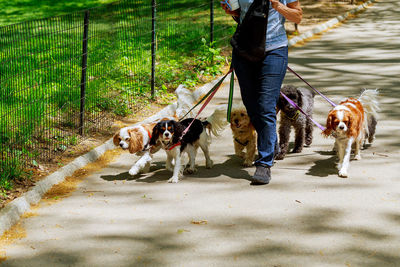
[222,0,302,185]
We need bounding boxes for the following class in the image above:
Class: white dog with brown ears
[113,122,160,175]
[113,116,177,176]
[323,89,379,178]
[229,103,257,167]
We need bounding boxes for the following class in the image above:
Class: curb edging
[288,0,376,47]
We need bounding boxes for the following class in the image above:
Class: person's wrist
[275,2,283,11]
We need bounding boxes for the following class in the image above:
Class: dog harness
[234,138,249,147]
[282,110,300,121]
[167,142,181,151]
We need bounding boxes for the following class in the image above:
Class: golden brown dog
[229,104,256,167]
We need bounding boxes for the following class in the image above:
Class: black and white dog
[149,106,227,183]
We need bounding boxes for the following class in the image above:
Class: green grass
[0,0,116,27]
[0,0,235,191]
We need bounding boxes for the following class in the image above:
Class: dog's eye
[240,113,244,116]
[125,137,130,141]
[167,126,171,130]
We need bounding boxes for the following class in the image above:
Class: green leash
[227,68,235,122]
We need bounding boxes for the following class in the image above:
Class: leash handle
[280,92,326,131]
[287,66,337,108]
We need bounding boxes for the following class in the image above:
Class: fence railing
[0,0,235,182]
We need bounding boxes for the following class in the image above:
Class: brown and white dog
[229,104,257,167]
[113,123,159,175]
[322,89,379,178]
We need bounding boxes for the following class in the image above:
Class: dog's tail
[204,104,229,137]
[358,89,380,143]
[358,89,380,119]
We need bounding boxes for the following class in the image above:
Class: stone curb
[0,103,177,236]
[0,0,377,237]
[288,0,376,47]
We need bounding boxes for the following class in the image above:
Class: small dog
[149,107,227,183]
[229,104,256,166]
[323,89,379,178]
[113,123,160,175]
[276,85,315,160]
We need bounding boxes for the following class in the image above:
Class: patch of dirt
[0,0,371,210]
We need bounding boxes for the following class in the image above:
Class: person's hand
[269,0,281,10]
[221,2,240,16]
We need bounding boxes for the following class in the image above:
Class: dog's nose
[165,132,169,137]
[339,125,345,130]
[119,143,124,147]
[234,119,239,124]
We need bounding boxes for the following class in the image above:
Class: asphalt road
[2,1,400,266]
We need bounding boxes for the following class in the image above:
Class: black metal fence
[0,0,234,181]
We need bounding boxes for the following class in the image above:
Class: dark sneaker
[251,165,271,185]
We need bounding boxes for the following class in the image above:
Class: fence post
[210,0,214,44]
[80,11,90,136]
[151,0,156,98]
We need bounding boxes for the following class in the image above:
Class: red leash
[179,68,233,141]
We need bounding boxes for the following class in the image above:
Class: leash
[280,92,326,131]
[179,68,233,140]
[287,65,337,108]
[227,67,235,122]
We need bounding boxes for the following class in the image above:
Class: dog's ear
[128,128,143,154]
[172,120,185,144]
[297,89,303,108]
[346,114,356,138]
[113,132,121,147]
[149,123,160,146]
[322,113,334,137]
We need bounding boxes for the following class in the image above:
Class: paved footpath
[2,1,400,266]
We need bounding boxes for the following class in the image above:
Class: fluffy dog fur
[322,89,379,178]
[276,85,315,160]
[229,103,256,166]
[113,116,177,176]
[150,107,227,183]
[113,123,158,175]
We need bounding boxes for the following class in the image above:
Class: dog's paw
[354,154,361,160]
[243,159,253,167]
[168,176,179,183]
[275,153,285,160]
[129,167,139,176]
[338,169,348,178]
[206,159,213,169]
[292,147,303,153]
[184,167,197,174]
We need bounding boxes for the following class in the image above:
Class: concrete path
[2,1,400,266]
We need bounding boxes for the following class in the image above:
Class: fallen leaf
[191,220,208,225]
[177,229,190,234]
[295,200,302,203]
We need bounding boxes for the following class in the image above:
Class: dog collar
[283,110,300,121]
[234,138,249,147]
[167,142,181,151]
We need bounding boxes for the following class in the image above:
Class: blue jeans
[232,46,288,167]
